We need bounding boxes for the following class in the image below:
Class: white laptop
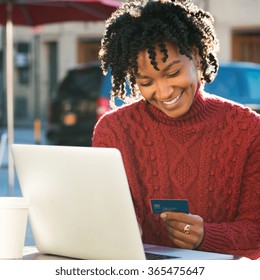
[12,144,236,260]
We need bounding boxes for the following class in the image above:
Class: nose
[155,80,174,100]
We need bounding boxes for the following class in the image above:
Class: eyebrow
[136,60,181,79]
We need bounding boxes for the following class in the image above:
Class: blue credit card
[150,199,189,214]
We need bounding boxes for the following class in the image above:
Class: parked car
[46,61,112,146]
[204,61,260,113]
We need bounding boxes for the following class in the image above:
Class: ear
[191,47,201,68]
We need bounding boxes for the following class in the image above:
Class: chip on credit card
[150,199,189,214]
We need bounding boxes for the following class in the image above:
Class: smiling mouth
[162,92,183,105]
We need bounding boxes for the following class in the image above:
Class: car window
[58,66,103,99]
[245,69,260,100]
[205,67,241,99]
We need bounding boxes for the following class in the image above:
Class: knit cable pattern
[92,90,260,259]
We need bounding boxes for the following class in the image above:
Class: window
[232,30,260,63]
[206,67,241,99]
[15,42,31,85]
[77,40,101,63]
[245,69,260,99]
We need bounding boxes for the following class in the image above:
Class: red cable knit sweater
[92,89,260,259]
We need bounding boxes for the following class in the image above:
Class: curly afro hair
[99,0,220,105]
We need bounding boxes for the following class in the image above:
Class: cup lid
[0,197,29,208]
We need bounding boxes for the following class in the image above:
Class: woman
[92,0,260,259]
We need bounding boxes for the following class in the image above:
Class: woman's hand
[160,212,204,250]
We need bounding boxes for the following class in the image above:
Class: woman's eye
[140,80,154,87]
[167,70,179,78]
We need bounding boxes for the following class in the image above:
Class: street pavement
[0,127,48,246]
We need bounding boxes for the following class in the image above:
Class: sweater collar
[144,84,218,127]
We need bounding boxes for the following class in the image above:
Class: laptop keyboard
[145,252,179,260]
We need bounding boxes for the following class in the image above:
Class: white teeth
[163,93,182,105]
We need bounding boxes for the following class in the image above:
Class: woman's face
[135,42,200,118]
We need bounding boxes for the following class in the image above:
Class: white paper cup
[0,197,29,259]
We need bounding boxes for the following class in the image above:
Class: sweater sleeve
[92,114,118,148]
[197,123,260,259]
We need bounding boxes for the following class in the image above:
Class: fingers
[160,211,196,224]
[160,212,204,249]
[166,223,202,249]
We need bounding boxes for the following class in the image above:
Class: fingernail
[160,213,166,219]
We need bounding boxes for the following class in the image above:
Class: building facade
[0,0,259,127]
